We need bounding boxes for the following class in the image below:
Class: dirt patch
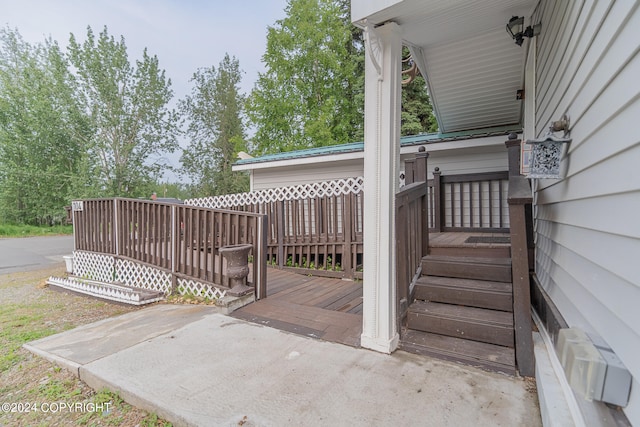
[0,264,171,426]
[525,376,538,394]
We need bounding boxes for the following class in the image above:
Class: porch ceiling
[354,0,537,133]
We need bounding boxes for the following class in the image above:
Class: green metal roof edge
[236,141,364,165]
[236,124,521,165]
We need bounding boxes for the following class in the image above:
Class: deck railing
[505,137,535,377]
[431,171,510,232]
[72,198,268,299]
[396,150,429,320]
[405,161,510,233]
[186,178,364,280]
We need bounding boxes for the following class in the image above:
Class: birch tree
[68,26,179,197]
[180,54,248,196]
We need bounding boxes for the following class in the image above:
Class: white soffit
[356,0,536,133]
[423,28,525,133]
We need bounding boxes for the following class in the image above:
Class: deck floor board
[231,268,363,347]
[233,232,508,349]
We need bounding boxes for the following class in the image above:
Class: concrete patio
[25,304,542,427]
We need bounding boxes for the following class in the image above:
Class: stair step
[46,276,165,306]
[399,329,516,375]
[428,246,511,259]
[422,255,512,283]
[407,301,514,347]
[415,276,513,311]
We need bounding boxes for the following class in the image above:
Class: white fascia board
[232,150,364,172]
[399,134,520,155]
[351,0,403,24]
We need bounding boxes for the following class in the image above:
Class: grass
[0,303,58,372]
[0,266,172,426]
[0,223,73,237]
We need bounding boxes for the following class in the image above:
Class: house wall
[532,0,640,422]
[419,145,508,179]
[251,159,363,191]
[251,144,509,190]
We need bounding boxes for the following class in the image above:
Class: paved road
[0,235,74,274]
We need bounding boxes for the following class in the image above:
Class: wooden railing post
[508,176,535,377]
[414,147,428,183]
[395,191,409,321]
[343,193,353,278]
[415,148,429,254]
[276,200,285,268]
[112,199,117,256]
[404,159,415,185]
[505,133,535,376]
[255,214,268,300]
[170,204,178,294]
[505,133,522,177]
[432,168,442,232]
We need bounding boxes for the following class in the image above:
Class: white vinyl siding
[251,159,363,191]
[250,143,509,191]
[420,145,508,178]
[533,0,640,421]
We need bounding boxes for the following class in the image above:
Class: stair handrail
[505,135,535,377]
[396,148,429,327]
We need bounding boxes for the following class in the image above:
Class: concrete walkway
[25,304,542,427]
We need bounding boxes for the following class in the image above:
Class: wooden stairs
[399,242,517,375]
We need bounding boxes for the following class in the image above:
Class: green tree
[401,50,438,135]
[0,28,88,224]
[402,79,438,136]
[247,0,363,154]
[180,54,249,196]
[150,181,194,200]
[68,26,179,198]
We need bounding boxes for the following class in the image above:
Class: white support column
[361,21,402,354]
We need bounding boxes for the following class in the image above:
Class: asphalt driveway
[0,235,73,274]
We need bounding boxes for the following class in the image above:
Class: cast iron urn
[219,243,253,297]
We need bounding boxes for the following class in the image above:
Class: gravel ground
[0,264,171,426]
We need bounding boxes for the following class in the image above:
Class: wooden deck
[231,268,363,347]
[232,232,511,351]
[429,231,511,258]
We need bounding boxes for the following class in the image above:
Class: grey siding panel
[534,0,640,420]
[421,147,508,179]
[252,145,508,191]
[252,159,363,190]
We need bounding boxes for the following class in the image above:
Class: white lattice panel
[115,259,172,295]
[185,177,364,209]
[47,276,164,306]
[176,277,227,300]
[73,251,115,283]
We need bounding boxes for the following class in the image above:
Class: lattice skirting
[47,276,164,306]
[72,251,228,299]
[115,258,172,295]
[73,251,115,283]
[176,277,227,300]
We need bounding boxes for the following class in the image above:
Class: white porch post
[361,21,402,353]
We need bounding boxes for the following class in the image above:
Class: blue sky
[1,0,288,97]
[1,0,289,179]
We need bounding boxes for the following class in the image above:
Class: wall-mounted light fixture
[506,16,541,46]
